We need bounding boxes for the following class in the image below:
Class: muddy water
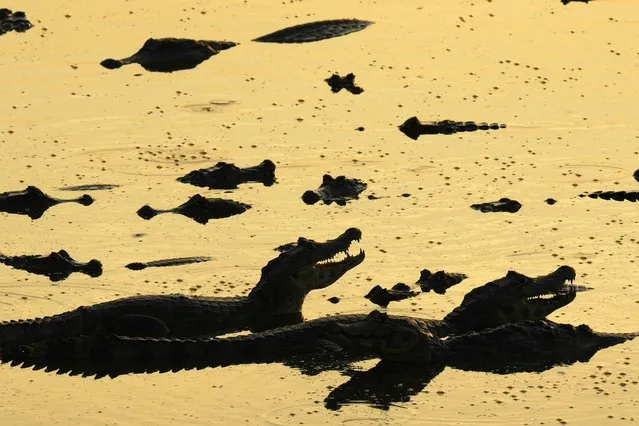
[1,0,638,424]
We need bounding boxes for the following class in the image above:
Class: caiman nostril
[344,227,362,241]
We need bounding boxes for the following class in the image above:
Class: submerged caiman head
[443,266,577,333]
[325,311,435,362]
[248,227,365,314]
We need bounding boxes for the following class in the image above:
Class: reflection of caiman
[0,228,365,349]
[0,266,581,378]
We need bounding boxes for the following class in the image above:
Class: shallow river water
[1,1,637,424]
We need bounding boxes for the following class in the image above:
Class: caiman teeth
[315,249,365,268]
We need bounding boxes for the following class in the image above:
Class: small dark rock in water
[633,169,639,183]
[0,186,94,220]
[126,256,212,270]
[325,73,364,95]
[545,198,557,205]
[0,249,102,282]
[0,9,33,36]
[417,269,467,294]
[137,194,251,224]
[355,127,365,131]
[579,191,639,202]
[59,184,120,191]
[365,283,418,308]
[101,38,237,73]
[399,117,506,139]
[471,198,522,213]
[302,174,367,206]
[328,296,341,304]
[177,160,276,190]
[253,19,373,44]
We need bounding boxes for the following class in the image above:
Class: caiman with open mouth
[0,266,582,378]
[0,228,365,349]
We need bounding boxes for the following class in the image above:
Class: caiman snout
[342,227,362,241]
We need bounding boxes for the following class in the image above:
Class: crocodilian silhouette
[1,311,635,411]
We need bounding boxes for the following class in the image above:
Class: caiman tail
[1,317,348,379]
[0,309,87,352]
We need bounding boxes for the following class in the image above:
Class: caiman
[0,228,365,349]
[100,38,238,73]
[399,117,506,140]
[4,308,634,383]
[0,9,32,36]
[0,186,94,220]
[0,266,582,378]
[0,250,102,282]
[324,314,638,410]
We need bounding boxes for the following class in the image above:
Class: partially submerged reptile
[366,269,468,307]
[0,9,32,36]
[579,191,638,202]
[177,160,276,190]
[324,315,637,410]
[0,228,365,349]
[0,266,579,377]
[399,117,506,140]
[100,20,372,73]
[365,283,417,308]
[0,250,102,282]
[0,186,94,219]
[5,306,633,386]
[302,174,367,206]
[417,269,467,294]
[136,194,251,224]
[59,184,120,192]
[253,19,373,44]
[125,257,213,271]
[101,38,238,72]
[471,198,523,213]
[325,73,364,95]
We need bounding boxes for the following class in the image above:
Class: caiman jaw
[311,247,365,289]
[523,266,577,315]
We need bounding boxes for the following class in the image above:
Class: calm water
[1,1,637,424]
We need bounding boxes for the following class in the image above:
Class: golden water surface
[1,0,637,424]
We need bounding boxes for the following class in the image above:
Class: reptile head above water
[249,228,365,311]
[443,266,578,333]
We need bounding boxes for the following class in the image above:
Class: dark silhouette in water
[0,9,32,36]
[0,250,102,282]
[137,195,251,224]
[100,38,237,72]
[325,73,364,94]
[177,160,275,190]
[471,198,522,213]
[125,257,213,271]
[302,175,367,206]
[0,186,93,220]
[253,19,373,44]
